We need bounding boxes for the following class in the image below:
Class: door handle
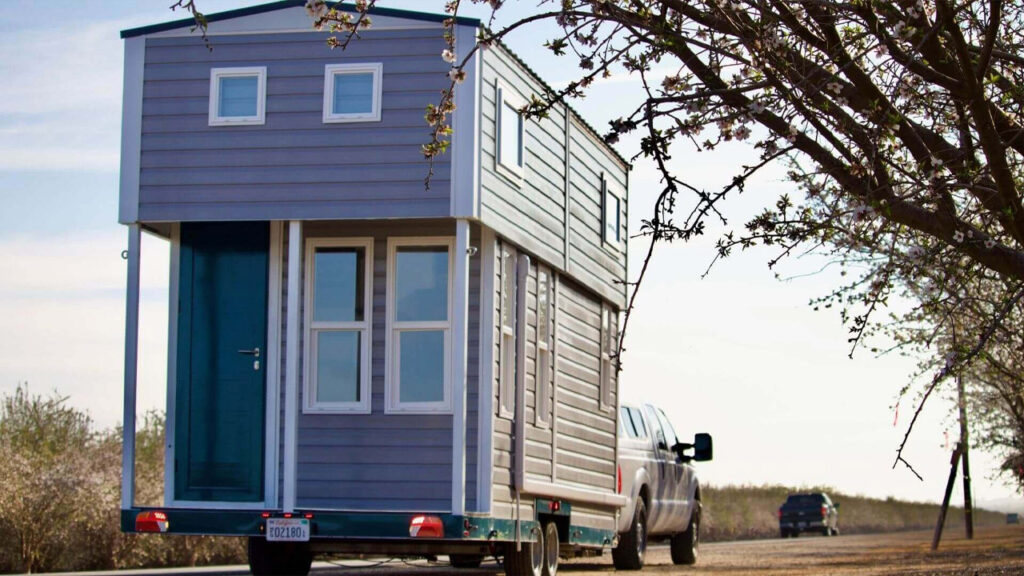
[238,347,260,358]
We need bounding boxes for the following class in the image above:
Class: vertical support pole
[932,442,963,551]
[476,227,496,514]
[283,221,302,513]
[451,220,471,515]
[957,374,974,539]
[121,224,142,510]
[513,255,530,493]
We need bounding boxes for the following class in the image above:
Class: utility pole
[957,374,974,539]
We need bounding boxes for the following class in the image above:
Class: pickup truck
[614,403,713,570]
[778,493,840,537]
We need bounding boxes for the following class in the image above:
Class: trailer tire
[542,520,560,576]
[450,554,484,568]
[247,537,312,576]
[670,501,700,565]
[612,498,646,570]
[504,527,544,576]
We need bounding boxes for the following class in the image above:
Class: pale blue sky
[0,0,1017,511]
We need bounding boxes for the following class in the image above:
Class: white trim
[512,254,529,492]
[497,242,517,420]
[118,37,143,224]
[385,236,456,414]
[476,228,496,514]
[550,272,560,483]
[121,224,141,510]
[163,224,180,506]
[322,63,383,123]
[283,221,303,512]
[264,222,283,507]
[451,220,471,515]
[302,237,374,414]
[522,479,627,508]
[599,303,614,413]
[143,7,442,38]
[534,264,552,429]
[209,66,267,126]
[602,178,623,249]
[451,24,480,218]
[494,80,526,182]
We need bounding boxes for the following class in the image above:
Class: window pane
[537,268,549,344]
[219,75,258,117]
[657,409,679,447]
[501,247,515,329]
[500,100,522,167]
[316,331,361,403]
[604,193,619,243]
[396,247,448,322]
[629,407,648,438]
[399,330,444,403]
[314,248,364,322]
[333,72,374,115]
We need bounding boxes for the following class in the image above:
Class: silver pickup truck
[613,403,712,570]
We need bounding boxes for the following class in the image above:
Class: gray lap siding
[138,29,452,222]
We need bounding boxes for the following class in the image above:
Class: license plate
[266,518,310,542]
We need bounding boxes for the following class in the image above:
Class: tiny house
[117,2,629,575]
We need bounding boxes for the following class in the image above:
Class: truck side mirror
[693,433,713,462]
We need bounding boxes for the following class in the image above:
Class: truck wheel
[504,527,544,576]
[543,521,559,576]
[822,527,831,537]
[612,498,646,570]
[450,554,484,568]
[247,538,312,576]
[780,529,789,538]
[670,502,700,565]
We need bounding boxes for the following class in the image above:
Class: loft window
[209,67,266,126]
[496,82,525,179]
[603,180,622,246]
[303,238,373,413]
[323,63,382,123]
[386,238,454,413]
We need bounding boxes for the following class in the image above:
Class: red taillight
[821,505,828,519]
[135,510,169,533]
[409,515,444,538]
[549,500,561,512]
[777,508,782,519]
[617,466,622,494]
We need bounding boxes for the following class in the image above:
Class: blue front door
[175,222,268,503]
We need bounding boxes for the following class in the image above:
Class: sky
[0,0,1019,513]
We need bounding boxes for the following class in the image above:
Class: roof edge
[121,0,480,39]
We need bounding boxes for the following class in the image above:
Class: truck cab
[614,403,712,569]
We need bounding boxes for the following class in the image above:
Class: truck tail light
[135,510,169,533]
[821,505,828,519]
[409,515,444,538]
[617,466,622,494]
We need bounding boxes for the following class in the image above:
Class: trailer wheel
[450,554,484,568]
[612,498,646,570]
[670,501,700,565]
[247,537,312,576]
[504,527,544,576]
[542,521,560,576]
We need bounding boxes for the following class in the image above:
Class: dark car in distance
[778,493,840,538]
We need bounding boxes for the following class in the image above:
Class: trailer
[117,2,629,575]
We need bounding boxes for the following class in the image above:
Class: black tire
[670,501,700,565]
[612,498,647,570]
[450,554,484,568]
[780,529,789,539]
[504,528,544,576]
[542,521,560,576]
[833,526,840,536]
[248,537,313,576]
[822,527,831,537]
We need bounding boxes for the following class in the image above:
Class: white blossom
[953,230,965,243]
[734,125,751,140]
[442,49,456,64]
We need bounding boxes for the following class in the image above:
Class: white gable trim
[145,6,438,38]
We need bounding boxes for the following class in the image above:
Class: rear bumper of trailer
[121,508,616,550]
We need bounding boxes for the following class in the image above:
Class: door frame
[164,221,283,510]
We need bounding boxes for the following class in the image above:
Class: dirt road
[306,525,1024,576]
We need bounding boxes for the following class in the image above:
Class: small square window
[496,82,525,180]
[209,67,266,126]
[323,63,383,123]
[603,182,622,246]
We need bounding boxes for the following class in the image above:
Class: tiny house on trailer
[117,2,629,575]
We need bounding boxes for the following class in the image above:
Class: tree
[186,0,1024,481]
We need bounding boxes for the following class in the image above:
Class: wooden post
[956,375,974,539]
[931,442,963,551]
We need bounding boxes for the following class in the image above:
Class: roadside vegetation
[702,484,1006,542]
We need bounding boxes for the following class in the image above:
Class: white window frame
[385,237,455,414]
[495,80,526,181]
[208,66,266,126]
[498,242,517,420]
[602,178,623,248]
[599,303,616,413]
[303,237,373,414]
[535,265,553,428]
[323,63,383,123]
